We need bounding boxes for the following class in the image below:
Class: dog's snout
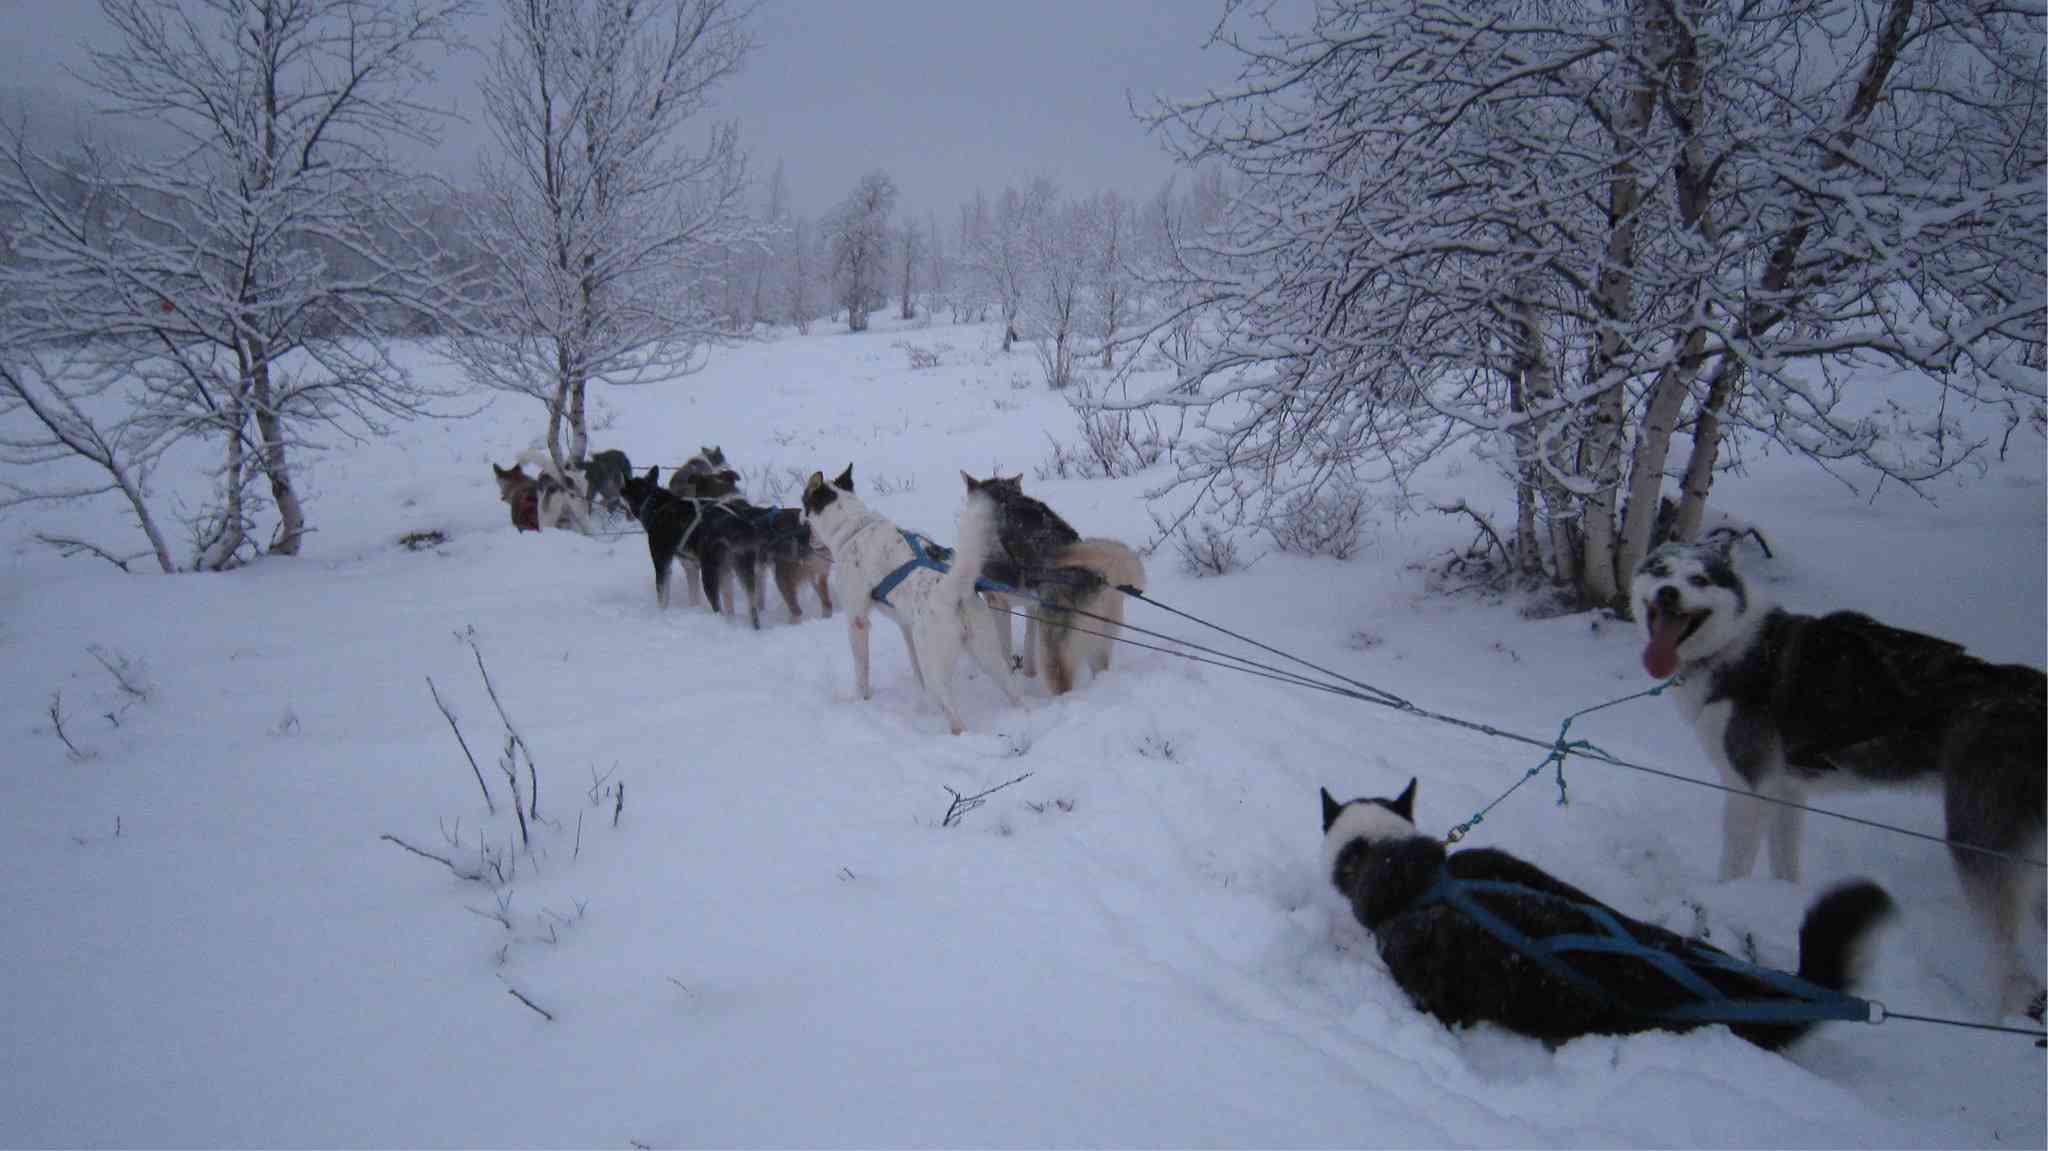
[1653,585,1683,610]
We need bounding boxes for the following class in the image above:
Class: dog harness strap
[677,500,706,553]
[1416,874,1615,1006]
[870,530,948,605]
[1419,871,1877,1027]
[869,528,1024,605]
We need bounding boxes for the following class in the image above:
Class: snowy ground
[1,318,2042,1148]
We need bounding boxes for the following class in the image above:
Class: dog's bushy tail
[1056,537,1146,594]
[944,490,998,603]
[1797,879,1895,994]
[1734,879,1892,1051]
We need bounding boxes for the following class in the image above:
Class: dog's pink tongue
[1643,607,1685,679]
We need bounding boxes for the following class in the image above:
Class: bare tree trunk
[546,344,572,468]
[203,389,249,571]
[1673,355,1743,540]
[1515,307,1540,573]
[1615,0,1716,594]
[1616,331,1702,585]
[1515,278,1576,583]
[568,380,589,463]
[1671,0,1915,542]
[247,352,304,556]
[1577,5,1664,608]
[117,465,178,574]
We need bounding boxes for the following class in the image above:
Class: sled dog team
[497,448,2046,1046]
[494,446,1148,732]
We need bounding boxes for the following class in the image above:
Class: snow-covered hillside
[1,318,2041,1147]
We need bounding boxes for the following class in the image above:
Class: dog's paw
[2029,989,2044,1024]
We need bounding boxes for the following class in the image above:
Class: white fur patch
[1628,550,1767,671]
[1321,801,1417,883]
[804,486,1012,731]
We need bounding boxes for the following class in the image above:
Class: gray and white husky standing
[1630,540,2046,1018]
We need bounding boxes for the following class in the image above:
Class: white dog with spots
[801,465,1018,734]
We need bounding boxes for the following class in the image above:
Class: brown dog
[492,462,589,533]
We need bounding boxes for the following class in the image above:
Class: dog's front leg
[1766,793,1805,883]
[898,618,928,689]
[849,610,874,700]
[1719,789,1769,881]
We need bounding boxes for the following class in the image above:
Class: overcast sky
[0,0,1243,223]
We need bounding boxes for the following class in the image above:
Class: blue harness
[870,529,1010,605]
[1414,869,1876,1027]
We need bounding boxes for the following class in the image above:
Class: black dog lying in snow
[1321,777,1894,1050]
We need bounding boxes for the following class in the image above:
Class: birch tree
[827,169,895,332]
[1095,190,1132,368]
[0,0,473,565]
[1021,182,1090,390]
[449,0,754,468]
[1132,0,2043,609]
[898,218,923,320]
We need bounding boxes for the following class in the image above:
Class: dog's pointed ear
[833,464,854,492]
[647,465,660,485]
[1699,527,1741,562]
[805,470,824,491]
[1390,777,1417,823]
[1320,787,1343,834]
[962,470,978,492]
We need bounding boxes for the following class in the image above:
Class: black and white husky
[618,466,768,626]
[800,465,1018,735]
[1321,777,1894,1049]
[959,472,1146,695]
[1630,539,2047,1017]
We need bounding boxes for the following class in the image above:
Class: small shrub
[1036,384,1168,480]
[1267,482,1365,560]
[400,529,449,551]
[1174,520,1242,577]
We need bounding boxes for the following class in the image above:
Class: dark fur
[960,472,1142,693]
[1322,781,1893,1050]
[667,445,731,497]
[962,472,1082,589]
[1694,607,2044,797]
[619,465,768,626]
[1701,605,2045,989]
[672,464,832,621]
[576,449,633,513]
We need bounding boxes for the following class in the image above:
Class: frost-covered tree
[924,211,947,321]
[1020,181,1091,389]
[972,185,1036,352]
[898,218,924,321]
[449,0,754,468]
[0,0,473,566]
[952,191,993,324]
[1094,190,1133,368]
[828,169,897,332]
[784,215,815,333]
[1135,0,2044,608]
